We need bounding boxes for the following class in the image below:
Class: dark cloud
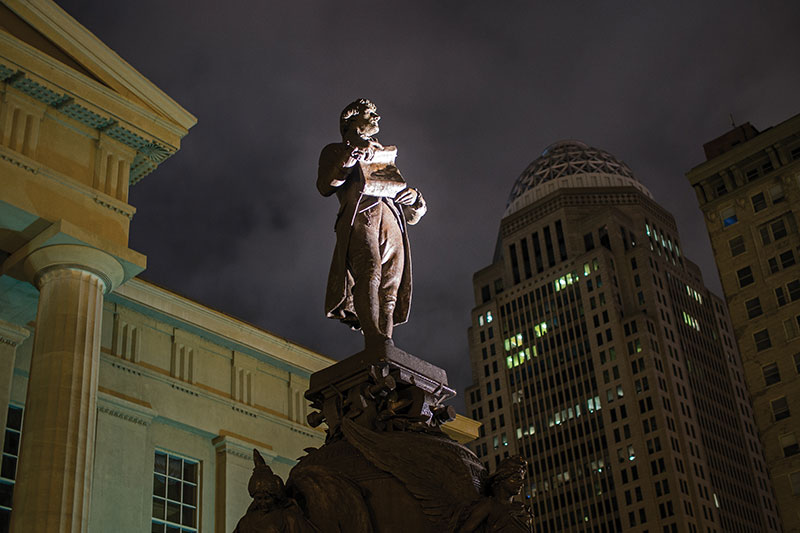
[55,0,800,411]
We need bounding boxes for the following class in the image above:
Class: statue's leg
[348,207,383,341]
[378,205,404,339]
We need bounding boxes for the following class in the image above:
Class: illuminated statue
[317,99,426,351]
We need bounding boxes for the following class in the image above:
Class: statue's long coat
[317,143,426,327]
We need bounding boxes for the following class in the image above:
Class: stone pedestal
[11,245,123,533]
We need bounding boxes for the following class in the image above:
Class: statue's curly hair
[488,455,527,489]
[340,98,376,137]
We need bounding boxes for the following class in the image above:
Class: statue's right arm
[317,144,354,197]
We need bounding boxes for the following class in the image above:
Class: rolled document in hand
[358,145,407,198]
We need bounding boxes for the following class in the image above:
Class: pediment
[0,0,196,132]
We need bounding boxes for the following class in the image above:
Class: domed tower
[463,141,779,532]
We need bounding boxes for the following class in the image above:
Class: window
[781,433,800,457]
[745,168,760,182]
[770,184,785,204]
[737,266,754,288]
[728,236,745,257]
[763,363,781,386]
[745,297,762,319]
[751,192,767,212]
[0,405,23,530]
[789,280,800,301]
[152,451,199,533]
[772,397,790,421]
[761,217,789,244]
[781,250,796,269]
[754,329,772,351]
[720,207,737,227]
[791,471,800,495]
[777,287,788,307]
[712,178,728,197]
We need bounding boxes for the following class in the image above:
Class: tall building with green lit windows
[464,141,781,533]
[686,113,800,531]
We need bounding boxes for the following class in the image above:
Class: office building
[465,141,780,532]
[686,114,800,530]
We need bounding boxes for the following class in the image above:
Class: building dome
[504,140,650,216]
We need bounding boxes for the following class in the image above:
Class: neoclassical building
[0,1,326,532]
[0,3,476,532]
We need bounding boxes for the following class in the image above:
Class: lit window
[478,315,484,326]
[152,451,199,533]
[485,311,493,324]
[720,207,737,227]
[0,405,23,527]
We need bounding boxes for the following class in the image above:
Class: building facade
[464,141,780,532]
[686,114,800,530]
[0,3,478,532]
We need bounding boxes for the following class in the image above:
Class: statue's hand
[394,187,418,205]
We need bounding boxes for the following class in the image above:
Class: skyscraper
[686,113,800,530]
[465,141,780,532]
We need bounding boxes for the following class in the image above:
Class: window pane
[183,483,196,506]
[167,478,181,501]
[183,461,197,483]
[1,456,16,480]
[167,501,181,523]
[152,497,165,520]
[153,474,166,498]
[168,457,182,478]
[5,408,21,432]
[3,432,19,457]
[0,481,12,507]
[151,522,165,533]
[182,505,196,527]
[154,452,167,475]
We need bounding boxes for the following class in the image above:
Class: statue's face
[501,471,525,496]
[350,106,380,138]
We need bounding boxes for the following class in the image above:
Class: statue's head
[340,98,380,139]
[489,455,527,497]
[248,449,286,510]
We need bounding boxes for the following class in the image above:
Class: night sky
[55,1,800,411]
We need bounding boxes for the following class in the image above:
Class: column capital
[23,244,124,293]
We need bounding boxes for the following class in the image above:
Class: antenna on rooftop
[729,113,736,128]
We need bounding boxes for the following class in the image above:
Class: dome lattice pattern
[506,140,636,208]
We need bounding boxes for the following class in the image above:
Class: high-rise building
[465,141,780,532]
[686,113,800,530]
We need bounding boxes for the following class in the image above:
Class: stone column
[11,244,123,533]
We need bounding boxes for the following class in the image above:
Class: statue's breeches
[347,202,404,339]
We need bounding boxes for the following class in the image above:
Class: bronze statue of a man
[317,99,426,351]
